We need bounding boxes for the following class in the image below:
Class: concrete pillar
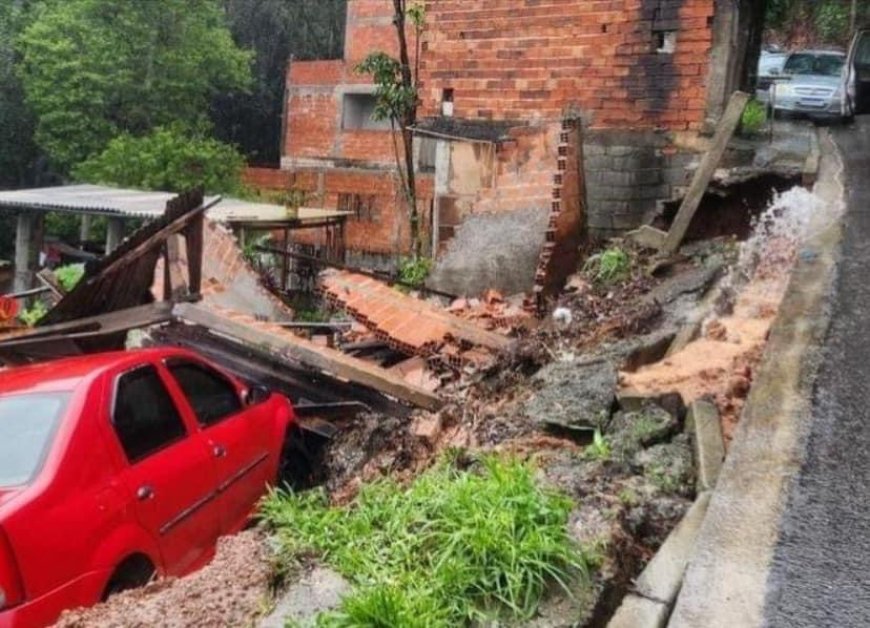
[13,212,35,293]
[105,217,125,254]
[80,214,92,244]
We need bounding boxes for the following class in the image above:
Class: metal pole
[13,213,34,293]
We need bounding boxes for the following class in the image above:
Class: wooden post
[281,227,289,291]
[661,91,750,254]
[105,217,125,254]
[13,212,35,293]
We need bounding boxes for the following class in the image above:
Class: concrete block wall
[583,129,696,236]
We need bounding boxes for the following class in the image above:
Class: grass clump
[397,257,432,289]
[584,247,631,285]
[19,300,48,327]
[261,456,597,626]
[740,99,767,137]
[584,429,612,462]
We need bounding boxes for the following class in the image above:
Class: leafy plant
[397,256,432,289]
[740,99,767,138]
[54,264,85,292]
[584,429,612,462]
[19,300,48,327]
[584,247,631,284]
[73,124,246,195]
[261,456,598,626]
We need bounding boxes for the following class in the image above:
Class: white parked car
[769,50,847,120]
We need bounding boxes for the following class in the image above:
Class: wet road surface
[764,117,870,627]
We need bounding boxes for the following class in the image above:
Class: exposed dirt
[55,531,273,628]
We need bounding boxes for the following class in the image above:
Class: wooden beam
[173,303,443,411]
[661,91,750,254]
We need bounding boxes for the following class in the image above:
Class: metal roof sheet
[0,184,352,224]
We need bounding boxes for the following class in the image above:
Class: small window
[342,93,392,131]
[113,366,187,463]
[338,193,378,222]
[655,30,677,54]
[167,361,243,427]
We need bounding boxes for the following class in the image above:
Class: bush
[584,247,631,284]
[397,256,432,288]
[73,125,245,195]
[741,99,768,137]
[261,456,598,626]
[19,300,47,326]
[54,264,85,292]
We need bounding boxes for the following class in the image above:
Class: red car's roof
[0,348,193,395]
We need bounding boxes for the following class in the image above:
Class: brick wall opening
[341,93,391,131]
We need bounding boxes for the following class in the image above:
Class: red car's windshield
[0,393,69,487]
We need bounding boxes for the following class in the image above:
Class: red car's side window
[112,365,188,463]
[166,361,243,428]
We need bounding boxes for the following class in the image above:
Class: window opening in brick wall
[338,193,378,222]
[442,88,455,117]
[655,30,677,54]
[342,93,392,131]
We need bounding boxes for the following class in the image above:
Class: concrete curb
[802,126,821,187]
[686,400,725,492]
[608,493,711,628]
[668,129,845,627]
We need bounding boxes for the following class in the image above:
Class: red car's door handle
[212,444,227,458]
[137,485,155,501]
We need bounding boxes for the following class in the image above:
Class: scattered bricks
[413,414,444,445]
[686,400,725,491]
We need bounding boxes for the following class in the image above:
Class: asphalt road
[764,116,870,627]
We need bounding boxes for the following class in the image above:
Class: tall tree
[214,0,347,165]
[17,0,253,171]
[357,1,425,259]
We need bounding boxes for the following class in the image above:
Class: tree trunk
[392,0,421,259]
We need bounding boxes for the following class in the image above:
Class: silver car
[768,51,847,119]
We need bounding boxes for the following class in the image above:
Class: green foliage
[261,456,596,626]
[584,247,631,285]
[19,300,48,327]
[584,429,612,462]
[216,0,346,164]
[54,264,85,292]
[815,1,850,42]
[73,125,245,194]
[397,256,432,288]
[741,100,768,137]
[17,0,252,169]
[355,52,416,124]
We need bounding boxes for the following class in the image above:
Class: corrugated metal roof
[0,184,352,224]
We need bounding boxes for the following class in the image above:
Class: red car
[0,348,295,627]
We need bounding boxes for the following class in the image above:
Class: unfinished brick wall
[419,0,714,131]
[243,166,434,258]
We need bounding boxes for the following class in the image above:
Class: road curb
[668,130,845,627]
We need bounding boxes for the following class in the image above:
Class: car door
[847,30,870,115]
[163,359,272,534]
[109,364,221,577]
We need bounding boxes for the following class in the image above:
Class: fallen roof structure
[320,271,514,369]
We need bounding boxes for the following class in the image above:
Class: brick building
[248,0,762,296]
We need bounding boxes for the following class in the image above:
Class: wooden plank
[661,91,751,254]
[173,303,443,411]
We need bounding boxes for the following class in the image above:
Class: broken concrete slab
[608,404,679,462]
[686,399,725,491]
[617,391,685,421]
[634,435,696,496]
[259,566,351,628]
[524,358,618,431]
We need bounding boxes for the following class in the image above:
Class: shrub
[19,300,48,326]
[397,256,432,289]
[741,99,768,137]
[584,247,631,284]
[54,264,85,292]
[261,456,599,626]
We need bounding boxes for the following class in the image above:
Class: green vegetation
[741,100,768,138]
[584,247,632,285]
[19,300,48,327]
[397,256,432,289]
[766,0,869,46]
[54,264,85,292]
[584,429,612,462]
[17,0,252,170]
[74,125,246,195]
[261,456,597,626]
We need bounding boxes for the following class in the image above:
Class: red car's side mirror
[243,384,271,407]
